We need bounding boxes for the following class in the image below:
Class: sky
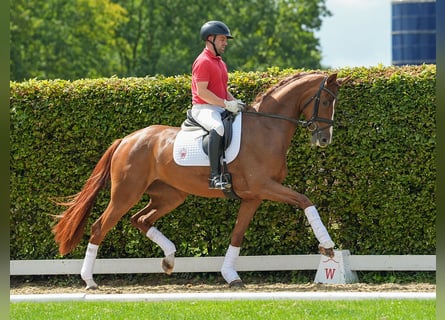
[316,0,392,68]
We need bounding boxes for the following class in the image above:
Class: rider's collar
[204,48,222,60]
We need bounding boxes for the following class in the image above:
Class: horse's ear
[327,73,337,85]
[336,76,351,86]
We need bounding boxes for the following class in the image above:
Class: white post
[314,250,359,284]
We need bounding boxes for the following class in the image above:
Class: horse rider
[191,20,245,190]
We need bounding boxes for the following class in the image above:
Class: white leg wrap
[304,206,335,248]
[221,245,241,284]
[146,227,176,256]
[81,243,99,288]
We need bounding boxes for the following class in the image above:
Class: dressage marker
[314,250,359,284]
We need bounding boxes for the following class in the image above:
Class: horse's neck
[249,106,299,155]
[255,79,308,118]
[251,79,311,152]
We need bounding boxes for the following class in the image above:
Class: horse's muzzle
[311,131,331,148]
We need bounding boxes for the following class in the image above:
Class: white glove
[236,99,246,109]
[224,99,245,114]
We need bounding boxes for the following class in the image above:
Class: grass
[10,299,435,320]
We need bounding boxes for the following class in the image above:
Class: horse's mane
[252,71,325,106]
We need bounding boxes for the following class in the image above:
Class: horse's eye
[322,100,330,107]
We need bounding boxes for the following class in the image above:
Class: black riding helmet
[200,21,233,41]
[200,21,233,56]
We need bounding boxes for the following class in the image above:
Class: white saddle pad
[173,114,242,166]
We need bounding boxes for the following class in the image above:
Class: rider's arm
[226,90,236,102]
[195,81,227,107]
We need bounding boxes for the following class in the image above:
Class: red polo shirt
[192,48,229,105]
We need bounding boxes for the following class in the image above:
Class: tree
[10,0,330,80]
[10,0,44,80]
[113,0,205,77]
[115,0,330,75]
[10,0,128,80]
[210,0,330,71]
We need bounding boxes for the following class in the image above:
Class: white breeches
[191,104,225,136]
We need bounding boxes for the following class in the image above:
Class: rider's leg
[190,105,228,189]
[208,129,230,189]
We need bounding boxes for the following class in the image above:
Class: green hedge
[10,65,435,260]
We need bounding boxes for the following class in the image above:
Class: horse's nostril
[318,137,330,148]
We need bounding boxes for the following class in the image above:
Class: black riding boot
[208,129,230,190]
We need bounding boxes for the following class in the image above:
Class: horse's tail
[52,138,123,256]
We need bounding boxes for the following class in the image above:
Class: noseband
[244,76,337,134]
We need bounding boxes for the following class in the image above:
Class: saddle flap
[181,110,203,131]
[221,110,235,150]
[181,109,236,150]
[173,112,242,167]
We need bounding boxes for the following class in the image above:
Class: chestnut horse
[53,72,348,289]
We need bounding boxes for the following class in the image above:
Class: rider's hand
[236,99,246,111]
[224,99,245,114]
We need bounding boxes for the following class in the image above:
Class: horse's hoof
[319,246,335,258]
[85,284,98,290]
[162,257,174,275]
[229,279,245,289]
[84,279,98,290]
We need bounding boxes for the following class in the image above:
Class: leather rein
[243,76,337,133]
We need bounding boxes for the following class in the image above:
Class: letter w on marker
[325,268,336,279]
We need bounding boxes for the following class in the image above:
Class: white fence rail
[10,255,435,276]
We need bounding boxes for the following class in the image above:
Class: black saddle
[182,109,236,155]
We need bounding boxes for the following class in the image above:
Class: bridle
[244,76,337,134]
